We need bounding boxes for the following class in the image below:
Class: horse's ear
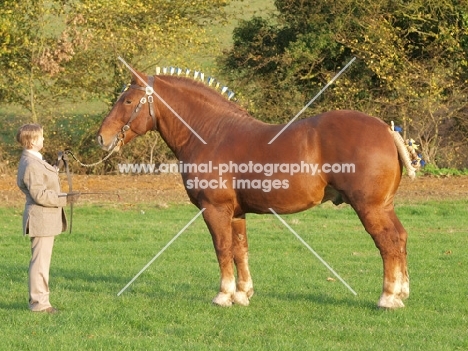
[130,70,139,84]
[130,70,147,86]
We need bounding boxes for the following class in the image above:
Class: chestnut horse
[98,70,416,309]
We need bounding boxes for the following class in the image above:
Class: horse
[97,69,418,309]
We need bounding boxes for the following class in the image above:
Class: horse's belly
[237,177,325,214]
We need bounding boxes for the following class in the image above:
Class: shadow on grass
[260,290,377,310]
[0,264,28,283]
[52,267,131,293]
[0,301,26,311]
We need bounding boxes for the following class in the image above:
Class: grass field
[1,200,467,350]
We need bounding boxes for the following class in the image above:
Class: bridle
[57,76,158,233]
[117,75,157,142]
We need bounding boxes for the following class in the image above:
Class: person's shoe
[33,307,59,314]
[44,307,59,314]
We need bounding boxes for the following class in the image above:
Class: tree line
[0,0,228,171]
[220,0,468,169]
[1,0,467,171]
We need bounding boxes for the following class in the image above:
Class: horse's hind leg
[389,212,410,300]
[231,216,254,306]
[355,205,408,308]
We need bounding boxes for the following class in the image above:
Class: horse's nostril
[97,134,103,146]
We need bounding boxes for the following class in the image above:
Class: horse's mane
[155,66,255,122]
[155,66,236,101]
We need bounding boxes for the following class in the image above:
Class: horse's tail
[389,123,421,180]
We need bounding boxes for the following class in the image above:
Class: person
[16,123,79,313]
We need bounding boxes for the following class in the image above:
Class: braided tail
[392,130,416,179]
[389,122,422,180]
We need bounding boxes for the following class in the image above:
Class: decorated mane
[155,66,236,101]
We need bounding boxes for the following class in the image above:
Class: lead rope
[62,155,74,234]
[65,145,118,168]
[59,139,121,234]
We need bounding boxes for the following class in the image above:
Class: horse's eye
[124,100,132,105]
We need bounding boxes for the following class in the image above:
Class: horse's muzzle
[97,134,120,152]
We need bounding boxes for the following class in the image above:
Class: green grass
[1,200,467,350]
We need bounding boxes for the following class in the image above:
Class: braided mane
[155,66,236,102]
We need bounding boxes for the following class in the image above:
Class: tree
[0,0,230,169]
[0,0,89,121]
[337,1,468,166]
[0,0,229,120]
[220,0,468,168]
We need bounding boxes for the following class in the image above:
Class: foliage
[0,0,90,121]
[0,0,229,114]
[420,163,468,177]
[0,0,230,171]
[1,201,468,349]
[220,0,468,168]
[2,0,467,171]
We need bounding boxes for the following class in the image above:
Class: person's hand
[66,191,80,204]
[55,151,69,169]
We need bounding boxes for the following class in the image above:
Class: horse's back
[310,110,390,140]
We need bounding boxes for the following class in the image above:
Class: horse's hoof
[378,294,405,309]
[212,293,233,307]
[233,291,250,306]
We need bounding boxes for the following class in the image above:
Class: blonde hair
[16,124,43,149]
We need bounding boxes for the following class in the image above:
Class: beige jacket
[17,150,68,237]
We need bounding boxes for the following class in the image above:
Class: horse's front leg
[202,206,236,307]
[232,216,254,306]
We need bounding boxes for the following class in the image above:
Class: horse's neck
[154,77,262,159]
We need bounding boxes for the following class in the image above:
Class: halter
[119,76,157,140]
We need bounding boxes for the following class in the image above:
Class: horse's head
[97,71,157,152]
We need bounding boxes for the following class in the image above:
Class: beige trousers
[29,236,55,311]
